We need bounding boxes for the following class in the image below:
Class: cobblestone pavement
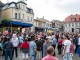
[0,49,80,60]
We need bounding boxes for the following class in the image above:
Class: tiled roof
[64,14,80,23]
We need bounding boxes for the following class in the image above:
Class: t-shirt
[63,40,71,53]
[58,39,63,45]
[30,41,37,55]
[42,55,58,60]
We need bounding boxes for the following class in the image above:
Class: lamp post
[10,22,12,34]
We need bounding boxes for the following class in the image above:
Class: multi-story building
[51,20,63,33]
[1,0,34,33]
[0,1,4,32]
[0,1,4,21]
[34,17,52,32]
[64,14,80,33]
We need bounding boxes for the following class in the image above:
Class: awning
[1,20,33,27]
[12,21,33,27]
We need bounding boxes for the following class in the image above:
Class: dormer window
[10,3,15,8]
[71,18,76,22]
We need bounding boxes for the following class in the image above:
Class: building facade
[1,0,34,33]
[34,17,52,32]
[0,1,4,22]
[51,20,63,33]
[64,14,80,33]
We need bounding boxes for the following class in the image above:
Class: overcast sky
[1,0,80,21]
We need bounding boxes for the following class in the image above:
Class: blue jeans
[63,53,72,60]
[4,49,13,60]
[30,54,36,60]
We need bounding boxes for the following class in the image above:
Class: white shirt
[11,37,19,47]
[63,40,71,53]
[78,38,80,45]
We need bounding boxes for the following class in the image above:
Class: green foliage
[1,19,11,24]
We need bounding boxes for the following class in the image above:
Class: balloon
[4,31,8,35]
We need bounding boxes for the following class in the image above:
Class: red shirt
[58,39,63,45]
[20,41,30,49]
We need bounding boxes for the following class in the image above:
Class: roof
[0,1,4,8]
[64,14,80,23]
[4,1,27,6]
[34,18,50,23]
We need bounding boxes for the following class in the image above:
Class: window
[50,24,52,27]
[15,13,17,19]
[79,23,80,26]
[31,17,32,22]
[69,23,70,27]
[19,5,20,8]
[23,5,25,9]
[23,14,24,19]
[28,16,32,22]
[72,23,74,27]
[19,13,20,19]
[71,18,76,22]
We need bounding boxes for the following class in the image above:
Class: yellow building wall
[2,27,19,33]
[2,8,13,20]
[2,8,34,24]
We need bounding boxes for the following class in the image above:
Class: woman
[20,38,30,60]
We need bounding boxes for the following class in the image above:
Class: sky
[1,0,80,21]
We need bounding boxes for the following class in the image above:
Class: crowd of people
[0,31,80,60]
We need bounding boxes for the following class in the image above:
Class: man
[42,46,58,60]
[51,35,57,50]
[78,34,80,49]
[43,38,51,57]
[62,35,72,60]
[30,36,37,60]
[18,34,23,47]
[3,37,13,60]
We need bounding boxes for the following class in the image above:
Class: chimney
[76,14,78,15]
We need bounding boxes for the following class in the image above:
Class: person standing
[77,34,80,49]
[18,34,23,47]
[20,38,30,60]
[43,38,51,57]
[62,35,72,60]
[42,46,58,60]
[3,37,13,60]
[57,37,63,54]
[30,36,37,60]
[51,35,57,50]
[11,34,19,58]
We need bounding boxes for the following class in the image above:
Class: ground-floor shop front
[35,27,45,32]
[0,20,33,33]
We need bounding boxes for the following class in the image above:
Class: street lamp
[10,22,12,34]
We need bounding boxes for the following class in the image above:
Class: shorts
[22,53,29,59]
